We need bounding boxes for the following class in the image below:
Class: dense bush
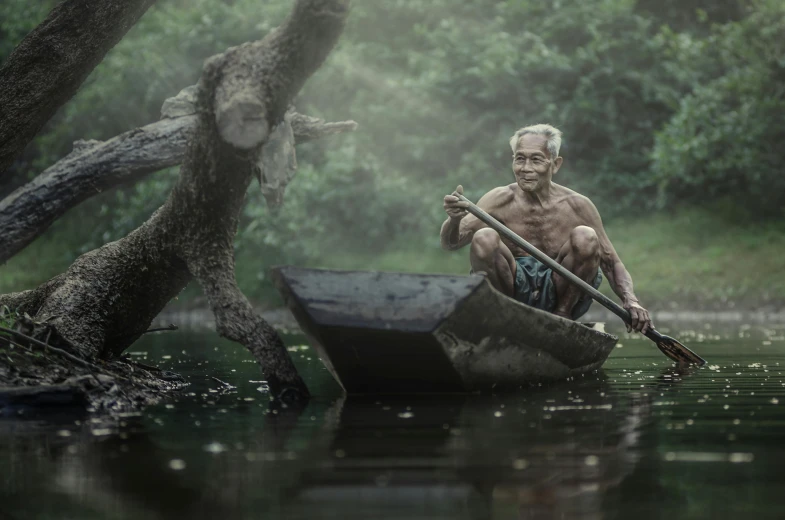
[3,0,783,284]
[651,2,785,217]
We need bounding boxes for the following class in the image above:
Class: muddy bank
[0,320,189,417]
[0,304,304,418]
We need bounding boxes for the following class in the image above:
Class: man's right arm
[440,215,470,251]
[440,185,501,251]
[440,184,475,251]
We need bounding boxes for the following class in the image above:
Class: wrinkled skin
[440,133,652,333]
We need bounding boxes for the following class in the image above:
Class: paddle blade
[655,334,706,366]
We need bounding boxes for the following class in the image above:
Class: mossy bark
[0,0,157,179]
[0,0,352,402]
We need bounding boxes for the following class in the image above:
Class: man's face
[511,134,562,193]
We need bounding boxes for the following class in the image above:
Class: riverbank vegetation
[4,203,784,310]
[2,0,784,311]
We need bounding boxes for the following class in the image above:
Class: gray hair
[509,124,563,159]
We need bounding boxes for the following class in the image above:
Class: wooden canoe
[271,266,618,394]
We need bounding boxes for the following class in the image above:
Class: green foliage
[0,0,57,61]
[0,306,18,344]
[651,2,785,216]
[238,140,432,269]
[0,307,14,329]
[2,0,783,304]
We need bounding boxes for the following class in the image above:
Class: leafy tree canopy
[3,0,782,292]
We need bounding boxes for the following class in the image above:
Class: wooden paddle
[456,194,706,366]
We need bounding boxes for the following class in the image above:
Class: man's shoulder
[478,184,517,207]
[553,184,600,215]
[554,184,593,206]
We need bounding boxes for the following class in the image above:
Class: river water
[1,320,784,519]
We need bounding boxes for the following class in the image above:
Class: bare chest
[489,204,584,259]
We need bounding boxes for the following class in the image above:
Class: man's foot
[553,310,573,320]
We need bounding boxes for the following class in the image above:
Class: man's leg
[469,228,517,296]
[552,225,600,319]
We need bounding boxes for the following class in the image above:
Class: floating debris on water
[663,452,753,463]
[168,459,186,470]
[204,442,227,454]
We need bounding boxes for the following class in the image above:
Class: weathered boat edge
[436,280,618,390]
[271,266,481,393]
[271,266,619,394]
[271,266,346,391]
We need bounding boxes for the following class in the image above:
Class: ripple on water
[2,325,785,519]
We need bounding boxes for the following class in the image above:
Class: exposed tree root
[0,0,352,406]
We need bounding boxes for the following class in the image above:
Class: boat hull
[271,266,618,394]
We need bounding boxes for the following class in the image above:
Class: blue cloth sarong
[513,256,602,320]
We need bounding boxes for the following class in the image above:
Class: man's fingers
[639,310,648,333]
[444,196,469,208]
[629,308,640,332]
[445,194,468,203]
[646,317,655,334]
[444,186,468,219]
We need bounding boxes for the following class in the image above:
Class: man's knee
[471,228,502,260]
[569,226,599,259]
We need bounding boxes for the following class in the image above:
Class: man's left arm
[578,199,653,333]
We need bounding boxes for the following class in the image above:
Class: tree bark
[0,0,351,402]
[0,0,157,178]
[0,108,356,264]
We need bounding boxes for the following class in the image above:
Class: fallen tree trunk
[0,0,352,402]
[0,103,356,264]
[0,0,158,178]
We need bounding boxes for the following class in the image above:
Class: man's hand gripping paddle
[456,194,706,366]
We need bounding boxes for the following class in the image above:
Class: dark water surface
[2,321,785,519]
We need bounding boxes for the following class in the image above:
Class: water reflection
[1,326,785,519]
[280,376,655,520]
[0,375,660,519]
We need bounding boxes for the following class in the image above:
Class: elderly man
[440,124,652,333]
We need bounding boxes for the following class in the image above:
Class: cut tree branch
[0,0,157,178]
[0,107,356,264]
[0,0,353,403]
